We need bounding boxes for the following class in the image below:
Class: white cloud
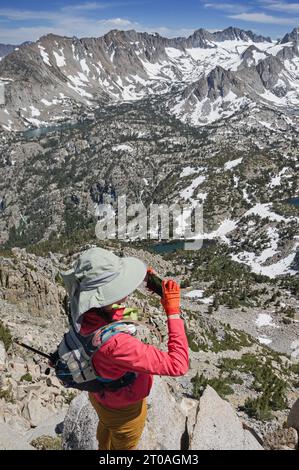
[0,2,135,19]
[98,17,136,27]
[61,1,141,12]
[61,2,114,11]
[148,26,195,37]
[258,0,299,13]
[229,12,298,24]
[204,0,299,24]
[204,2,237,8]
[0,8,62,21]
[204,2,250,13]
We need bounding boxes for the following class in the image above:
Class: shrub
[0,385,15,404]
[61,390,77,404]
[191,372,234,400]
[244,396,272,421]
[31,435,62,450]
[0,321,12,351]
[219,353,288,420]
[20,373,33,382]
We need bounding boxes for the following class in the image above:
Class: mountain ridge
[0,27,299,130]
[0,26,297,131]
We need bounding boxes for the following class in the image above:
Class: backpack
[52,317,138,392]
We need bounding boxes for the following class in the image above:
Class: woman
[61,246,189,450]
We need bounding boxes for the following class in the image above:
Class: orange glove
[161,279,180,315]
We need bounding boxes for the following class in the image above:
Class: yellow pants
[89,393,147,450]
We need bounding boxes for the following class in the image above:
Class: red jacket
[80,307,189,409]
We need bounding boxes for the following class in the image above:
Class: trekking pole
[14,340,52,360]
[14,340,53,375]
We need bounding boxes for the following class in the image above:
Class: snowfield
[255,313,277,328]
[112,144,134,153]
[184,290,214,305]
[224,157,243,171]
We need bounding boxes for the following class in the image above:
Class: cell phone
[147,272,163,297]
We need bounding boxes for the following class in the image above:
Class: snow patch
[255,314,276,328]
[30,106,40,117]
[180,166,199,178]
[67,74,93,98]
[80,59,90,76]
[112,144,134,153]
[53,49,66,67]
[184,290,214,305]
[202,219,237,242]
[180,175,206,200]
[224,157,243,170]
[38,45,51,67]
[258,336,272,345]
[165,47,184,59]
[244,203,287,222]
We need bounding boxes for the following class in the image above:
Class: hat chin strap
[79,271,120,292]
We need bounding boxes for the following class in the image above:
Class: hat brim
[99,256,147,306]
[77,256,147,315]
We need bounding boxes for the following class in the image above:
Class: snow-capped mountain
[0,27,299,131]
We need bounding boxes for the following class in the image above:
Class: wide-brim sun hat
[61,246,147,330]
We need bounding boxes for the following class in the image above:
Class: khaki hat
[61,246,147,330]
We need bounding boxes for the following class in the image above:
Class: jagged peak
[241,44,264,58]
[280,27,299,44]
[213,26,271,43]
[207,64,234,77]
[103,29,158,41]
[25,27,273,54]
[186,26,271,47]
[38,33,69,42]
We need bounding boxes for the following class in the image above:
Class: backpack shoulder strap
[91,321,138,349]
[92,319,162,349]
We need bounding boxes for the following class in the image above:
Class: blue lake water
[151,241,186,254]
[287,197,299,207]
[22,122,78,139]
[21,118,94,139]
[150,239,216,254]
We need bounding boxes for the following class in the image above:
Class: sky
[0,0,298,44]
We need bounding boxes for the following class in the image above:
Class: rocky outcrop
[189,386,263,450]
[62,392,98,450]
[137,377,196,450]
[0,248,65,316]
[212,27,271,44]
[256,55,284,90]
[280,28,299,45]
[287,398,299,432]
[263,427,298,450]
[0,423,35,450]
[0,340,6,371]
[170,65,249,125]
[62,379,263,450]
[24,410,66,443]
[184,29,215,49]
[0,353,69,432]
[240,45,268,69]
